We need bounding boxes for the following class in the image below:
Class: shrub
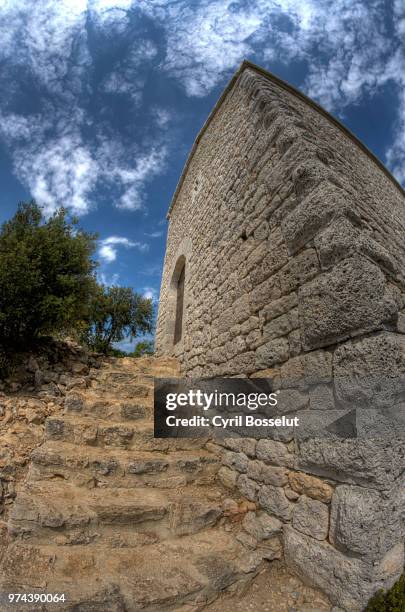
[0,202,97,349]
[365,573,405,611]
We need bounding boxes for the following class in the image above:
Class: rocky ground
[0,343,331,611]
[206,562,331,612]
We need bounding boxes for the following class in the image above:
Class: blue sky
[0,0,404,350]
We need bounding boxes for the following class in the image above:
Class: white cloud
[0,0,168,215]
[0,0,403,205]
[114,147,168,210]
[142,286,158,301]
[140,0,404,183]
[145,230,163,238]
[102,39,158,104]
[98,271,120,285]
[154,108,172,128]
[98,235,148,263]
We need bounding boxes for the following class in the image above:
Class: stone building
[156,61,405,609]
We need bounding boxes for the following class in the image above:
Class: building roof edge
[167,59,404,219]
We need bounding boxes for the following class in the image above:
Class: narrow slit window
[174,264,185,344]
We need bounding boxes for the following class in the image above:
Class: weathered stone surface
[154,61,405,609]
[222,451,249,473]
[288,471,333,503]
[127,459,169,474]
[329,485,403,558]
[303,350,333,385]
[220,437,257,458]
[314,216,360,269]
[258,485,294,521]
[309,384,335,411]
[334,332,405,410]
[262,293,298,323]
[284,526,404,611]
[217,466,238,489]
[242,511,282,540]
[299,257,397,350]
[281,183,353,254]
[256,439,294,468]
[262,310,299,342]
[296,438,405,491]
[237,474,259,501]
[292,495,329,540]
[64,394,84,412]
[246,460,288,486]
[255,338,289,369]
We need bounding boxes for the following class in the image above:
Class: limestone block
[216,295,251,333]
[299,257,397,350]
[220,437,257,458]
[262,309,299,342]
[242,511,282,540]
[284,487,299,501]
[288,329,302,357]
[256,536,283,560]
[290,248,320,286]
[256,439,295,468]
[281,182,354,253]
[315,217,360,269]
[246,460,288,486]
[296,438,405,491]
[329,485,403,558]
[222,451,249,473]
[284,526,404,611]
[258,485,294,521]
[279,356,305,389]
[217,466,238,489]
[334,332,405,410]
[64,394,84,412]
[291,159,331,199]
[255,338,289,369]
[222,351,256,375]
[237,474,259,501]
[250,275,281,313]
[45,418,64,439]
[302,350,333,385]
[315,216,400,275]
[224,336,246,360]
[292,495,329,540]
[288,471,333,503]
[309,384,335,411]
[262,293,298,323]
[278,388,309,413]
[246,328,263,350]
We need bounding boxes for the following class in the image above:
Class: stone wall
[156,62,405,610]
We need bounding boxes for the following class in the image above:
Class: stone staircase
[0,357,267,611]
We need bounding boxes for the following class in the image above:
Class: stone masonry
[156,61,405,610]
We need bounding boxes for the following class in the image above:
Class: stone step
[64,393,150,422]
[44,415,209,451]
[8,481,224,546]
[0,530,260,611]
[30,441,219,488]
[87,378,154,401]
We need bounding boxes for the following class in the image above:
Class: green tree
[365,573,405,611]
[131,340,154,357]
[81,285,153,354]
[0,202,97,348]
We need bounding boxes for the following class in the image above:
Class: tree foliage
[365,574,405,611]
[131,340,154,357]
[81,285,153,354]
[0,202,97,348]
